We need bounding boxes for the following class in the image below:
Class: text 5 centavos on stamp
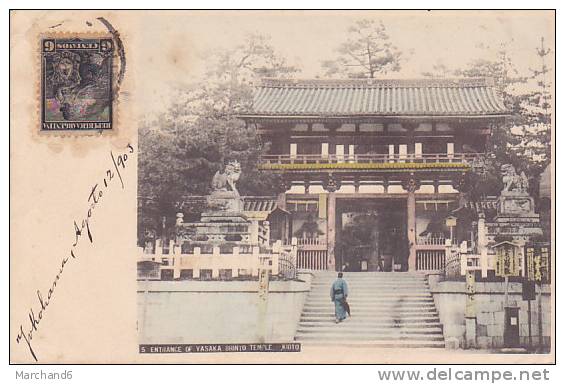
[41,37,114,131]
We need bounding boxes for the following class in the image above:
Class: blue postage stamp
[41,37,114,131]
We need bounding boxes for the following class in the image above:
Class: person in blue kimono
[330,272,349,323]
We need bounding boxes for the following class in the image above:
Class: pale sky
[134,10,554,115]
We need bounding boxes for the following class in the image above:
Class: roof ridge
[260,77,494,88]
[246,77,508,117]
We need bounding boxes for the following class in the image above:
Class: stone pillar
[257,267,270,342]
[232,247,240,278]
[173,242,182,279]
[212,246,220,279]
[327,192,336,271]
[252,246,260,277]
[193,247,201,279]
[465,270,477,348]
[250,219,259,245]
[477,213,488,278]
[155,238,163,263]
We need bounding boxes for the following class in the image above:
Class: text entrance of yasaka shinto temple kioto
[336,198,407,272]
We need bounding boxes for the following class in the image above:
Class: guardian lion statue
[501,164,529,193]
[211,160,241,197]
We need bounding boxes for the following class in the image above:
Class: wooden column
[276,192,286,210]
[276,177,291,210]
[327,192,336,271]
[403,177,419,271]
[407,190,416,271]
[323,172,340,271]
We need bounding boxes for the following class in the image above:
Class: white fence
[415,250,446,271]
[139,240,298,280]
[445,241,495,278]
[297,250,328,270]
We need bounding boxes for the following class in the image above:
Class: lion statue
[501,164,528,193]
[211,160,241,197]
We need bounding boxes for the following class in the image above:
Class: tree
[479,38,552,201]
[424,40,552,202]
[509,37,552,199]
[138,33,300,240]
[321,19,403,79]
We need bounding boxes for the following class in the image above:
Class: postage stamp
[40,37,114,131]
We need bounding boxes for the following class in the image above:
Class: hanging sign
[494,242,521,277]
[524,243,550,283]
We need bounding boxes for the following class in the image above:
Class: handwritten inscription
[15,144,135,362]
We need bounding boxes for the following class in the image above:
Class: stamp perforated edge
[36,29,125,138]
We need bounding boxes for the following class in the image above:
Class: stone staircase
[295,272,445,348]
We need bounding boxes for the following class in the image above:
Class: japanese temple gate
[238,78,508,272]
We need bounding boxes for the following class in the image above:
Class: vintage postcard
[10,10,555,364]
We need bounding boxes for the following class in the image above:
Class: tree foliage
[138,34,300,236]
[321,19,403,79]
[424,39,552,201]
[510,38,552,182]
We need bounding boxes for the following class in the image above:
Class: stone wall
[430,277,551,350]
[138,274,312,344]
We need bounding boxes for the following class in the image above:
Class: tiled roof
[247,78,508,117]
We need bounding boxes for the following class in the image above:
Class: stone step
[296,331,444,340]
[311,284,428,287]
[310,288,429,292]
[302,307,438,314]
[301,311,439,323]
[298,321,442,329]
[304,303,436,310]
[311,283,429,291]
[302,314,439,321]
[312,281,428,284]
[310,292,434,296]
[310,284,428,289]
[295,333,445,342]
[302,312,438,319]
[305,303,436,309]
[306,295,434,304]
[298,317,442,325]
[312,282,430,284]
[294,339,446,348]
[307,295,431,300]
[311,279,427,283]
[312,276,427,283]
[313,277,427,280]
[295,272,444,348]
[312,272,426,277]
[309,292,429,296]
[297,325,443,334]
[307,294,434,299]
[309,288,431,297]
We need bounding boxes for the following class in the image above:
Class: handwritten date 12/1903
[16,143,135,362]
